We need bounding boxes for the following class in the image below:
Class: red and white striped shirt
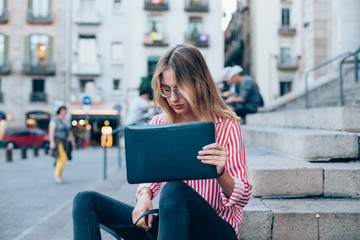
[136,113,252,239]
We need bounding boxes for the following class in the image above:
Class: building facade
[226,0,360,106]
[0,0,69,129]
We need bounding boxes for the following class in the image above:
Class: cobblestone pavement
[0,147,143,240]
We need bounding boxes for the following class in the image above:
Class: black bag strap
[134,209,159,226]
[132,209,159,240]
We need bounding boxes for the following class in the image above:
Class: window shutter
[46,35,53,64]
[25,35,31,62]
[4,34,8,61]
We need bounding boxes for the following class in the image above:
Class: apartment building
[0,0,69,129]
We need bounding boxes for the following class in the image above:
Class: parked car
[2,127,49,149]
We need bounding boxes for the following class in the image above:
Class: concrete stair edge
[242,125,359,160]
[246,107,360,132]
[239,197,360,240]
[246,145,360,198]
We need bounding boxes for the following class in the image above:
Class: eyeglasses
[160,87,182,98]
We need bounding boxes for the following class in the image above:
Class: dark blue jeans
[73,182,237,240]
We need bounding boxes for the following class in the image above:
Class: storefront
[26,111,51,131]
[71,109,120,147]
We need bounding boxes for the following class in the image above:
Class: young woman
[49,106,75,184]
[73,43,251,240]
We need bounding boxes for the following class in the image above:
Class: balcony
[0,10,9,23]
[0,92,3,103]
[22,62,56,76]
[144,0,169,11]
[185,0,209,12]
[30,92,47,103]
[144,32,169,47]
[0,61,11,75]
[278,25,296,36]
[277,58,299,71]
[74,9,101,25]
[72,62,101,76]
[27,10,53,24]
[185,32,209,48]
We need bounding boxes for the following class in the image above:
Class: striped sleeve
[136,114,166,198]
[220,121,252,208]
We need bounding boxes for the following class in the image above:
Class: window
[280,81,292,96]
[114,0,121,8]
[78,35,97,65]
[111,42,123,62]
[27,0,52,23]
[0,34,8,67]
[33,129,44,136]
[187,17,209,47]
[113,79,120,91]
[281,8,290,27]
[26,34,52,66]
[31,0,50,18]
[147,56,160,79]
[79,79,94,92]
[32,79,45,93]
[280,47,291,65]
[144,16,166,46]
[31,79,46,102]
[0,0,8,23]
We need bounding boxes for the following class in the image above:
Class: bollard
[21,147,27,159]
[6,143,13,162]
[44,146,49,155]
[34,147,39,157]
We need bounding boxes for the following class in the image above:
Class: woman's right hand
[49,142,55,150]
[132,191,153,231]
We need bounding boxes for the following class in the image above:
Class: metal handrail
[304,51,351,108]
[339,47,360,106]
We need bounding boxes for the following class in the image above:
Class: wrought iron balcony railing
[278,24,296,36]
[27,9,53,24]
[184,0,209,12]
[144,0,169,11]
[277,58,299,71]
[185,32,209,48]
[0,60,11,75]
[143,32,169,47]
[30,92,47,103]
[22,61,56,75]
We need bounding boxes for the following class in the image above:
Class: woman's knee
[73,191,98,213]
[159,182,189,208]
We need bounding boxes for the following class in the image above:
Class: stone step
[239,198,360,239]
[246,145,360,198]
[247,107,360,131]
[241,125,359,161]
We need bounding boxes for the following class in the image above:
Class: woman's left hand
[197,143,228,174]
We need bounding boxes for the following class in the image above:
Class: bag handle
[134,209,159,226]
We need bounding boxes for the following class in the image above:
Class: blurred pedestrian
[48,106,75,184]
[226,65,263,121]
[125,88,155,125]
[218,66,232,95]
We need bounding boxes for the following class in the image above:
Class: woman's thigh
[160,182,236,240]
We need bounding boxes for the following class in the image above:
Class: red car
[2,127,49,148]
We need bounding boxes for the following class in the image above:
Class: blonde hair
[152,43,239,124]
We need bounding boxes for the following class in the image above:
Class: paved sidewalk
[0,147,144,240]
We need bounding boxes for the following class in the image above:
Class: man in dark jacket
[225,65,263,121]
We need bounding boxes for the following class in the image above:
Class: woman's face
[161,69,195,121]
[59,108,67,117]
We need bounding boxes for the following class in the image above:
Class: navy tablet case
[124,121,217,184]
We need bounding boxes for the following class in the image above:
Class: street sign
[83,96,92,105]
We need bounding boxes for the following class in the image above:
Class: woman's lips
[172,104,183,110]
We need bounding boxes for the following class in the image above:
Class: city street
[0,147,140,240]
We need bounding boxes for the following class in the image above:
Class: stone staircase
[238,107,360,239]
